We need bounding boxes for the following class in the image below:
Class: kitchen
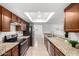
[0,4,32,56]
[0,3,79,56]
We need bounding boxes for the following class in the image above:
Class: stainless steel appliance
[20,39,29,56]
[17,36,30,56]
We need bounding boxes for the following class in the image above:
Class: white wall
[42,11,65,37]
[42,24,65,37]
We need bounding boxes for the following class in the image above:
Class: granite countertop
[0,42,19,56]
[45,35,79,56]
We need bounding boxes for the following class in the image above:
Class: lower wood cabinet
[3,50,11,56]
[44,37,48,50]
[3,45,19,56]
[12,45,19,56]
[54,47,64,56]
[50,43,54,56]
[47,41,51,55]
[44,37,65,56]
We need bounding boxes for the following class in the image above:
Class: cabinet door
[44,37,48,50]
[12,14,17,22]
[50,43,55,56]
[47,41,51,55]
[20,21,24,30]
[0,6,2,31]
[17,17,21,24]
[24,23,26,30]
[54,47,64,56]
[64,3,79,32]
[23,21,26,30]
[16,17,21,31]
[12,45,19,56]
[2,7,12,32]
[3,50,11,56]
[16,26,21,31]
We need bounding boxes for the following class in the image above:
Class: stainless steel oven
[20,39,29,56]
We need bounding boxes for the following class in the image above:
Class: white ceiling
[0,3,70,24]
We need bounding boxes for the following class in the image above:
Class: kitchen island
[44,35,79,56]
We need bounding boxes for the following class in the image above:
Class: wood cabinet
[12,45,19,56]
[16,18,27,31]
[54,46,64,56]
[20,21,24,31]
[44,37,48,50]
[0,6,12,32]
[3,50,11,56]
[23,21,26,30]
[64,3,79,32]
[50,42,54,56]
[0,5,29,32]
[47,41,51,55]
[3,45,19,56]
[21,21,26,31]
[0,6,2,31]
[16,17,21,31]
[16,25,21,31]
[44,37,65,56]
[16,17,21,24]
[12,14,17,22]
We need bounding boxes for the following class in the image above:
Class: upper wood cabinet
[23,21,26,30]
[2,7,12,32]
[0,6,12,32]
[64,3,79,32]
[17,17,21,23]
[12,14,17,22]
[0,6,2,31]
[0,5,29,32]
[16,17,22,31]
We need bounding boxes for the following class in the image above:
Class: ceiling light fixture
[24,12,55,23]
[24,12,32,21]
[45,12,55,22]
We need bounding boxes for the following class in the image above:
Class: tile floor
[24,28,49,56]
[25,35,49,56]
[26,46,49,56]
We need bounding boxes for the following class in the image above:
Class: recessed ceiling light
[24,12,55,23]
